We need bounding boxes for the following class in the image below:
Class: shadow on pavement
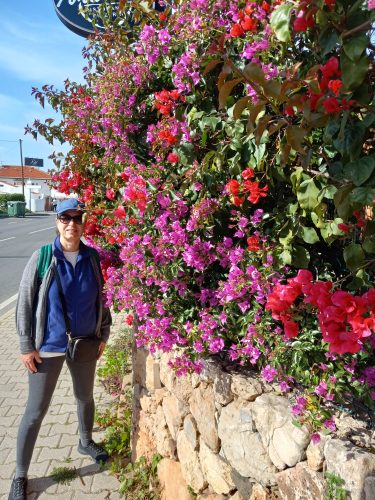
[27,462,106,496]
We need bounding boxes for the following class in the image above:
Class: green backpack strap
[37,243,53,280]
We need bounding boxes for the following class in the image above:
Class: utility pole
[19,139,25,200]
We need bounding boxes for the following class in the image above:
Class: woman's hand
[21,351,42,374]
[97,341,106,360]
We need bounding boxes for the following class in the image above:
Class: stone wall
[131,348,375,500]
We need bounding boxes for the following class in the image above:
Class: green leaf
[343,155,375,186]
[286,126,307,153]
[242,63,266,86]
[350,187,375,205]
[343,34,369,61]
[299,226,320,244]
[279,248,292,265]
[334,185,353,219]
[363,239,375,254]
[178,143,195,166]
[218,78,243,109]
[297,178,323,210]
[333,121,366,160]
[341,52,369,90]
[292,246,310,268]
[343,243,365,271]
[233,96,251,120]
[319,28,339,57]
[270,3,293,42]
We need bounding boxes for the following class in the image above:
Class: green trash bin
[7,201,26,217]
[7,201,16,216]
[15,201,26,216]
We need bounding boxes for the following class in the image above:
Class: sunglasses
[57,214,83,225]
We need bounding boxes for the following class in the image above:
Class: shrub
[29,0,375,433]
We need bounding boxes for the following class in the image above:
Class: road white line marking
[0,236,16,242]
[8,222,17,224]
[28,226,55,234]
[0,293,18,311]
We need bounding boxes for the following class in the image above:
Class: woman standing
[8,199,112,500]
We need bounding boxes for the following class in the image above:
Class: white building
[0,165,51,211]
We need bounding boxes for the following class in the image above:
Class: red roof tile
[0,165,51,180]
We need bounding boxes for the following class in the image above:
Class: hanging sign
[53,1,166,38]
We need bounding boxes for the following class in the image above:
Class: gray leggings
[16,356,97,478]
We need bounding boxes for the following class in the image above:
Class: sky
[0,0,87,171]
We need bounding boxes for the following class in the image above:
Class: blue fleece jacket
[39,237,98,353]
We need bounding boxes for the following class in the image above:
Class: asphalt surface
[0,214,57,315]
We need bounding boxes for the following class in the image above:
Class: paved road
[0,214,57,314]
[0,308,123,499]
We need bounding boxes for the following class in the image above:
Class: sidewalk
[0,308,122,499]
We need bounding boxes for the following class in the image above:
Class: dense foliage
[29,0,375,433]
[0,193,25,211]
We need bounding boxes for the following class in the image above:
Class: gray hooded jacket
[16,248,112,354]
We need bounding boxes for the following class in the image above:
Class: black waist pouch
[53,264,101,363]
[66,336,101,363]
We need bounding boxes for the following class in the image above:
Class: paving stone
[37,446,73,463]
[91,471,122,492]
[43,413,70,425]
[0,307,121,497]
[48,423,79,436]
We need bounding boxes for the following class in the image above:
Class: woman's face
[56,210,85,246]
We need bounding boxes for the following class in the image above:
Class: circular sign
[53,0,119,38]
[53,0,166,38]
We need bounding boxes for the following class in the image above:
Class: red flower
[230,23,244,37]
[241,16,258,32]
[243,180,268,204]
[283,320,299,339]
[323,97,341,114]
[261,1,271,12]
[328,79,342,96]
[226,179,240,195]
[102,217,114,226]
[232,196,245,206]
[338,223,350,233]
[114,205,126,219]
[120,171,129,182]
[242,168,255,180]
[247,235,261,251]
[167,152,179,164]
[321,57,340,79]
[125,314,134,326]
[284,106,295,117]
[106,188,116,200]
[158,130,178,145]
[293,10,315,32]
[324,0,336,9]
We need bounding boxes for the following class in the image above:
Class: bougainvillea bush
[29,0,375,433]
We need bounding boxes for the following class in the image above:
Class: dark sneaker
[78,440,109,463]
[8,477,27,500]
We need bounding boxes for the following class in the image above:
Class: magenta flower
[310,433,321,445]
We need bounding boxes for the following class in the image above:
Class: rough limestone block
[176,428,207,492]
[218,399,276,485]
[199,438,236,495]
[157,458,191,500]
[324,439,375,500]
[231,373,263,402]
[162,393,189,440]
[276,462,325,500]
[189,382,220,452]
[251,394,310,470]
